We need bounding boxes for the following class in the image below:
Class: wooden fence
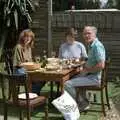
[51,9,120,79]
[31,6,120,79]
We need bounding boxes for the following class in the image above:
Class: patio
[0,81,120,120]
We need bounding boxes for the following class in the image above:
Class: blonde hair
[19,29,35,47]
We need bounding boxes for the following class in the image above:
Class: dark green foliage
[53,0,120,11]
[116,0,120,9]
[0,0,34,73]
[53,0,101,11]
[75,0,101,9]
[106,0,116,8]
[53,0,69,11]
[0,0,34,60]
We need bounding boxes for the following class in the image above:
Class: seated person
[64,25,106,111]
[55,27,87,95]
[13,29,45,95]
[59,27,87,60]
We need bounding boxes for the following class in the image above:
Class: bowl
[22,62,40,71]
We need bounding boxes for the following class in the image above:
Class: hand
[79,66,83,71]
[20,63,25,67]
[79,67,87,73]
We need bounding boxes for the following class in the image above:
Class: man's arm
[81,60,105,73]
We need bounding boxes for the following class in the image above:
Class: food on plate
[46,64,60,71]
[47,58,60,64]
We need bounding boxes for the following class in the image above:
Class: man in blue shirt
[64,26,106,111]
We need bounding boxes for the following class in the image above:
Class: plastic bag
[52,91,80,120]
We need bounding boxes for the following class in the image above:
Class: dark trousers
[32,82,46,95]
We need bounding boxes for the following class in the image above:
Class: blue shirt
[86,38,106,79]
[59,41,87,59]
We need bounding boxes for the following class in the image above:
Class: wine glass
[51,51,56,58]
[59,59,64,71]
[34,56,40,63]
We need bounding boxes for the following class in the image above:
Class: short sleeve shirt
[86,38,106,79]
[59,41,87,59]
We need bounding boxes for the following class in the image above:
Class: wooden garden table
[27,61,85,98]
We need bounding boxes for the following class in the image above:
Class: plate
[70,63,82,67]
[18,93,38,99]
[46,64,60,71]
[62,61,85,69]
[71,61,86,67]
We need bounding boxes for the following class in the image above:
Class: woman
[13,29,45,95]
[13,29,34,67]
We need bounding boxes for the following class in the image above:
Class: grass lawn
[0,80,120,120]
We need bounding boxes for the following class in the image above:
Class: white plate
[18,93,38,99]
[22,62,34,65]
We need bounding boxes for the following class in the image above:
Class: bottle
[41,50,48,68]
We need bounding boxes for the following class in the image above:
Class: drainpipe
[48,0,52,57]
[70,5,75,28]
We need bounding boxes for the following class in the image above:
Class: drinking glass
[34,56,40,63]
[51,51,56,58]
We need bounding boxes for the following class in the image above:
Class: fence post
[70,5,75,28]
[48,0,53,57]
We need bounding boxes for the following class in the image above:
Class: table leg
[56,82,60,95]
[50,81,53,99]
[28,76,32,92]
[60,80,64,94]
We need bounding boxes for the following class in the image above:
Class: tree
[75,0,100,9]
[0,0,34,72]
[116,0,120,9]
[106,0,116,8]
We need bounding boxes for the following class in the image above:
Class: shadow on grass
[31,103,64,120]
[0,102,63,120]
[0,103,19,118]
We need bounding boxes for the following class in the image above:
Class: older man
[64,25,106,111]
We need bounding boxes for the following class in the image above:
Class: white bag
[52,91,80,120]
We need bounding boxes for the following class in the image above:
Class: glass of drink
[51,51,56,58]
[34,56,40,63]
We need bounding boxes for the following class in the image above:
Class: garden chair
[0,72,48,120]
[75,59,111,116]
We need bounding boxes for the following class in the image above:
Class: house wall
[30,0,48,56]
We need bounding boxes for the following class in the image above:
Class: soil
[100,100,120,120]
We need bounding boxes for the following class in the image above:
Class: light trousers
[64,74,100,103]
